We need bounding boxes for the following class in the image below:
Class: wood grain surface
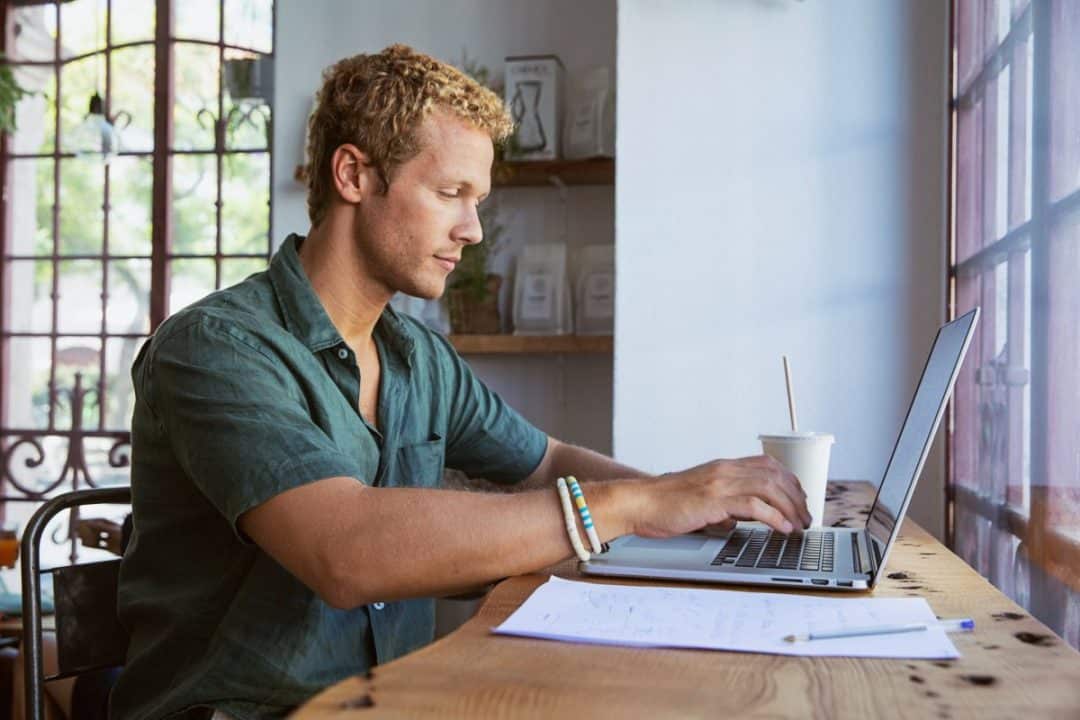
[293,482,1080,719]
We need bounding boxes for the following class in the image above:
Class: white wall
[272,0,618,454]
[614,0,949,538]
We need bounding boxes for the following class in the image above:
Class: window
[949,0,1080,649]
[0,0,274,564]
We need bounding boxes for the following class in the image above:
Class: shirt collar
[269,234,343,351]
[269,234,416,365]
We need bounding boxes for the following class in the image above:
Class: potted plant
[446,53,508,334]
[446,197,505,334]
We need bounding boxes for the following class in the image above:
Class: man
[111,45,810,719]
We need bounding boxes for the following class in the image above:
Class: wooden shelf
[493,158,614,187]
[293,158,614,188]
[449,334,612,355]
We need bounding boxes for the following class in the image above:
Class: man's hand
[628,455,811,538]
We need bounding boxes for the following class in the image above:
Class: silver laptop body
[582,309,979,593]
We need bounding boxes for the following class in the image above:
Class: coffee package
[513,243,572,335]
[574,244,614,335]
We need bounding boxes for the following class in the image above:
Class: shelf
[449,334,612,355]
[293,157,614,188]
[493,158,614,187]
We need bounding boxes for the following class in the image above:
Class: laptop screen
[865,309,979,554]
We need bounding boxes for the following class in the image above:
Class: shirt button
[337,347,349,360]
[372,602,385,610]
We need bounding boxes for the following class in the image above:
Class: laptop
[582,308,980,592]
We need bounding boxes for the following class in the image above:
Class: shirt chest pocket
[393,434,445,489]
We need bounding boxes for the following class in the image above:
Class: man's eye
[439,189,460,198]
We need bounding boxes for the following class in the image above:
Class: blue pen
[784,617,975,643]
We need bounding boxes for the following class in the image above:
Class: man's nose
[455,206,483,245]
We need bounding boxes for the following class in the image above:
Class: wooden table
[294,482,1080,719]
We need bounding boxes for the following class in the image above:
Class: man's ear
[330,144,376,205]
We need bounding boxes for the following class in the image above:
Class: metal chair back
[20,487,132,720]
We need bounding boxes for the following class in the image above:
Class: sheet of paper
[493,576,959,659]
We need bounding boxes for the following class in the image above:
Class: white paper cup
[758,432,835,528]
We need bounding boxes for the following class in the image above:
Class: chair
[20,487,131,720]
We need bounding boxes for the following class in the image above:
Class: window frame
[947,0,1080,597]
[0,0,275,563]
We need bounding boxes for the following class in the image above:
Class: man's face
[354,110,493,300]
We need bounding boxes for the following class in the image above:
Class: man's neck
[298,219,389,351]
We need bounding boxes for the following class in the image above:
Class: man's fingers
[757,457,811,528]
[774,470,812,528]
[754,476,807,533]
[730,496,792,535]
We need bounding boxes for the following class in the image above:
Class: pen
[783,617,975,643]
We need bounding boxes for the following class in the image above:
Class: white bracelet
[557,477,591,563]
[566,476,604,554]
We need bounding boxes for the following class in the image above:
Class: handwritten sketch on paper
[493,576,959,659]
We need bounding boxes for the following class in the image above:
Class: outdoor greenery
[0,54,33,134]
[8,1,273,432]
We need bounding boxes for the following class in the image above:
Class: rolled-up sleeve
[435,336,548,484]
[145,317,367,542]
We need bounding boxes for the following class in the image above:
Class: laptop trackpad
[622,535,710,551]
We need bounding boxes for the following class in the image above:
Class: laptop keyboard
[710,528,835,572]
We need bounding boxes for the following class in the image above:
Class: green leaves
[0,56,34,135]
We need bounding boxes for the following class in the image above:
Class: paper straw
[783,355,798,433]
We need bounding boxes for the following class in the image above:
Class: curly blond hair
[305,44,513,225]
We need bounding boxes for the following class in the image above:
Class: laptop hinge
[856,530,878,579]
[866,531,882,578]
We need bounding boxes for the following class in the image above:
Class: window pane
[176,0,221,43]
[5,259,52,334]
[59,53,107,154]
[995,0,1012,46]
[173,43,221,152]
[1019,35,1036,226]
[1004,250,1029,510]
[220,257,266,288]
[1047,215,1079,533]
[168,258,216,316]
[956,102,981,262]
[221,152,269,254]
[104,337,144,430]
[7,158,54,257]
[83,436,131,489]
[994,65,1010,241]
[59,157,104,256]
[956,0,983,92]
[56,259,102,334]
[982,87,1000,248]
[953,272,982,493]
[109,0,155,46]
[1049,0,1080,202]
[225,0,273,54]
[2,337,52,429]
[110,45,155,153]
[108,156,153,256]
[54,336,101,431]
[11,68,55,156]
[223,92,270,151]
[172,154,218,255]
[59,0,106,61]
[105,259,151,334]
[7,5,57,63]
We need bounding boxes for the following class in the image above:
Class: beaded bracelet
[566,476,604,555]
[556,477,591,563]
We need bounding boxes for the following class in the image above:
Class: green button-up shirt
[111,235,547,720]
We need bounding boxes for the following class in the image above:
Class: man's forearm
[329,479,640,608]
[523,437,652,488]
